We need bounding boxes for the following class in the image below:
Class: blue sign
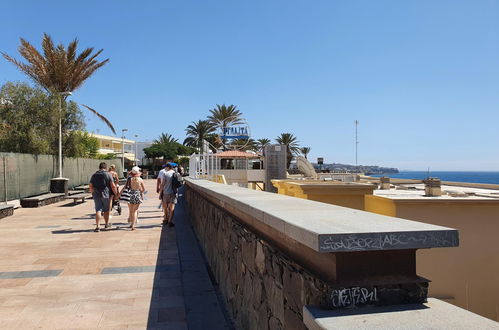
[220,126,250,139]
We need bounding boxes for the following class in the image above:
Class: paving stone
[0,269,62,279]
[157,307,186,323]
[0,180,231,328]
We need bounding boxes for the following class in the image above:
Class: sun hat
[131,166,141,174]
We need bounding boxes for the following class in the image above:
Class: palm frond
[3,33,109,94]
[207,104,244,127]
[80,104,116,134]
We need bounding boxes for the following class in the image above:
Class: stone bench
[20,193,65,208]
[64,193,91,205]
[0,204,14,219]
[74,185,90,193]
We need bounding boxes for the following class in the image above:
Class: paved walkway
[0,180,230,329]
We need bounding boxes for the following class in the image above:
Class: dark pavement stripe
[0,269,63,279]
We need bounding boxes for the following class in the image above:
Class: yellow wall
[364,195,397,217]
[272,181,374,210]
[366,197,499,321]
[271,180,292,195]
[294,191,366,210]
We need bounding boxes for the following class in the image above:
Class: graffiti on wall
[320,231,458,252]
[330,286,378,308]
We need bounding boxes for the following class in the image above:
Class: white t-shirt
[158,169,175,194]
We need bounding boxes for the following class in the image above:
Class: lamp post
[134,134,139,166]
[58,92,72,178]
[121,128,128,173]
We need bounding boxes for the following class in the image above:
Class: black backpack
[171,171,184,191]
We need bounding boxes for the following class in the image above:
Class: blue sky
[1,0,498,170]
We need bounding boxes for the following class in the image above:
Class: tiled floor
[0,180,230,329]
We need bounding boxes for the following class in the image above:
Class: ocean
[371,171,499,185]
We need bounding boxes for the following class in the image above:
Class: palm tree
[154,133,178,144]
[183,120,216,152]
[2,33,114,177]
[231,138,258,152]
[276,133,300,169]
[300,147,311,159]
[207,104,244,128]
[256,138,271,152]
[2,34,114,131]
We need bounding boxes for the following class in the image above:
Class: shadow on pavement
[59,202,89,208]
[52,228,96,234]
[146,188,233,329]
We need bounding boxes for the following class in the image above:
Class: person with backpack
[89,162,118,232]
[157,163,182,227]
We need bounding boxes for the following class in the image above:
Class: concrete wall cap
[303,299,498,330]
[185,178,459,253]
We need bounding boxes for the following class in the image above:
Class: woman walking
[108,164,120,216]
[119,166,145,230]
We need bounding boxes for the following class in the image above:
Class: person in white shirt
[156,163,177,226]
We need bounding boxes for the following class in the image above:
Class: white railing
[189,153,220,181]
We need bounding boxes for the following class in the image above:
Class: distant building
[189,150,265,189]
[135,141,153,166]
[90,133,136,166]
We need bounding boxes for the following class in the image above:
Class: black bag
[171,172,183,192]
[90,170,112,197]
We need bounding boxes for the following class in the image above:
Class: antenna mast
[355,120,359,168]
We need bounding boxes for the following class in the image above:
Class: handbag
[119,188,131,202]
[119,178,131,202]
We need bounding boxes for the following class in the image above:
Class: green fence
[0,153,123,202]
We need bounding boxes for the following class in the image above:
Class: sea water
[371,171,499,185]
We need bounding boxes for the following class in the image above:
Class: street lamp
[134,134,139,166]
[121,128,128,173]
[58,92,72,178]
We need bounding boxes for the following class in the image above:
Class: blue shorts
[93,194,110,212]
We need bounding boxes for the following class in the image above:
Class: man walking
[157,163,176,227]
[89,162,118,232]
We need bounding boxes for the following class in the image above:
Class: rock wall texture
[185,187,331,330]
[0,205,14,219]
[184,185,429,329]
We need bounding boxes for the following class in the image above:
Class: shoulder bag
[119,178,131,202]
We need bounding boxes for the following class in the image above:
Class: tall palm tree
[183,120,216,152]
[154,133,178,144]
[276,133,300,169]
[300,147,311,159]
[2,33,114,177]
[256,138,271,152]
[207,104,244,128]
[2,34,114,131]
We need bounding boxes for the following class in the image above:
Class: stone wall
[185,186,329,330]
[183,180,449,329]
